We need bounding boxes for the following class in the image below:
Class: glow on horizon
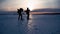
[27,0,35,11]
[0,0,60,11]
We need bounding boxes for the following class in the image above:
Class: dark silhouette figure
[25,8,30,20]
[17,8,23,20]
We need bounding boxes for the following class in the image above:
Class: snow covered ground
[0,15,60,34]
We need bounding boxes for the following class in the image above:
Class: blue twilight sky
[0,0,60,11]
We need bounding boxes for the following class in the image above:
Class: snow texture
[0,15,60,34]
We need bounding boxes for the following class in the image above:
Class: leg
[21,14,23,20]
[18,15,20,20]
[28,14,29,19]
[27,14,29,20]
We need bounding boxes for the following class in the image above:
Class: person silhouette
[17,8,23,20]
[25,8,30,20]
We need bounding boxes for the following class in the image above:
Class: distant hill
[0,8,60,15]
[32,8,60,12]
[0,11,17,15]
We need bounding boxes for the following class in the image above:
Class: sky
[0,0,60,11]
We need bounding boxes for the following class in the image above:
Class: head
[27,8,30,11]
[27,8,29,10]
[17,9,19,11]
[20,8,23,11]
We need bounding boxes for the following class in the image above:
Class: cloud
[0,0,60,11]
[0,0,6,3]
[43,0,60,8]
[57,0,60,8]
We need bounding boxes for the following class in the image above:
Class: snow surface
[0,15,60,34]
